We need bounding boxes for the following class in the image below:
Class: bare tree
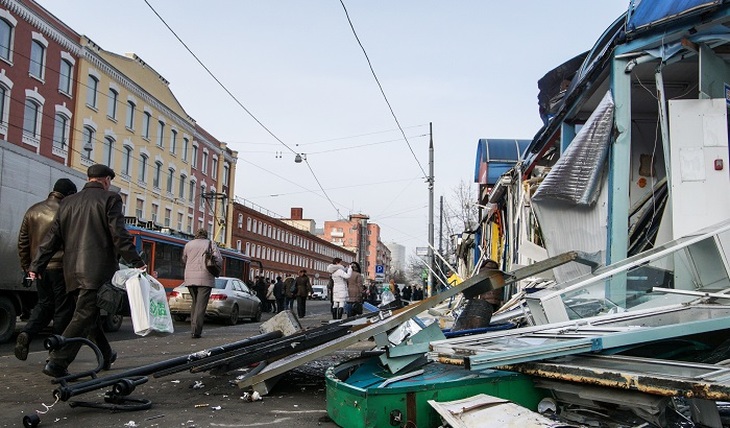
[439,179,479,266]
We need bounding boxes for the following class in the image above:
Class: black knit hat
[87,164,116,179]
[53,178,77,196]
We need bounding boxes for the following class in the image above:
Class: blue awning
[627,0,723,33]
[474,139,530,186]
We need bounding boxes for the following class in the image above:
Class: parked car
[168,277,262,325]
[311,285,328,300]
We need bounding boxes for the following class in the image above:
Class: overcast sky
[37,0,629,256]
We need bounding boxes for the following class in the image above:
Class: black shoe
[43,361,69,378]
[102,351,117,370]
[14,332,30,361]
[191,334,201,339]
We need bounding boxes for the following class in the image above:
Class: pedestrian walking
[273,276,285,313]
[29,164,146,378]
[284,274,295,310]
[182,229,221,339]
[15,178,77,361]
[294,269,312,318]
[345,262,364,317]
[254,276,267,312]
[266,279,276,313]
[327,258,352,320]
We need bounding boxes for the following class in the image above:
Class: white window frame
[0,12,17,64]
[29,32,47,81]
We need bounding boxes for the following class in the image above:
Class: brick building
[323,214,391,284]
[0,0,82,165]
[231,202,354,285]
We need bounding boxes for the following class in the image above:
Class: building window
[29,40,45,79]
[0,18,13,62]
[138,154,148,183]
[103,136,114,166]
[142,111,151,139]
[223,163,230,187]
[126,100,135,129]
[247,217,252,231]
[157,120,164,147]
[153,161,162,188]
[122,145,132,175]
[164,208,171,227]
[82,126,94,160]
[200,184,205,209]
[245,242,251,255]
[237,213,243,228]
[182,137,189,162]
[86,75,98,108]
[135,198,144,220]
[202,151,208,174]
[188,180,195,203]
[191,145,198,169]
[236,240,242,252]
[166,167,174,193]
[151,203,159,223]
[59,59,72,94]
[177,213,183,231]
[211,157,218,179]
[178,174,186,199]
[107,88,118,120]
[52,113,68,150]
[170,129,177,155]
[22,98,41,140]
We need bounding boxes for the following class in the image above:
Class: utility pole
[428,122,435,297]
[439,195,444,283]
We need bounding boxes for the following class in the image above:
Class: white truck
[0,141,122,343]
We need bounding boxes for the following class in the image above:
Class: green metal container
[326,357,547,428]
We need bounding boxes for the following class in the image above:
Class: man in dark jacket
[273,276,285,313]
[29,164,146,378]
[294,269,312,318]
[15,178,77,361]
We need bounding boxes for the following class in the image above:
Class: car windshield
[214,279,227,289]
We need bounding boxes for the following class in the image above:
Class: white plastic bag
[126,272,174,336]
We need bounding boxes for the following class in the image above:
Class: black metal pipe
[53,331,283,401]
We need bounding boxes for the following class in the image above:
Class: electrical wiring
[246,176,422,199]
[143,0,347,219]
[338,0,428,179]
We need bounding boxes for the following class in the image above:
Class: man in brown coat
[29,164,146,378]
[15,178,77,361]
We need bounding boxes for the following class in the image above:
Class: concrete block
[259,310,302,336]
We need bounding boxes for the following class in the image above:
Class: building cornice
[2,0,81,54]
[81,40,196,136]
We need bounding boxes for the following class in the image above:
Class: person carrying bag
[182,229,221,339]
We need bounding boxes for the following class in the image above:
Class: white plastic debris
[251,391,262,401]
[212,406,221,410]
[124,421,138,427]
[192,381,204,389]
[170,380,180,384]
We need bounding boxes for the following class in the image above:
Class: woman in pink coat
[182,229,221,338]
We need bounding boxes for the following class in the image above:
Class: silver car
[168,277,262,325]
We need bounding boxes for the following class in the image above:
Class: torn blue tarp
[627,0,723,34]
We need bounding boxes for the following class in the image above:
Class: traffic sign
[375,265,384,274]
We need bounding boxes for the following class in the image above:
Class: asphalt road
[0,299,367,428]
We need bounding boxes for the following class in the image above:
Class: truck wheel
[0,296,17,343]
[102,314,123,332]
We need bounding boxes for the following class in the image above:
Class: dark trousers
[296,296,307,318]
[23,269,74,339]
[189,286,211,337]
[276,298,285,313]
[51,288,111,369]
[285,297,294,310]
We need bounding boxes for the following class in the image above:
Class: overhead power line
[338,0,428,178]
[143,0,343,217]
